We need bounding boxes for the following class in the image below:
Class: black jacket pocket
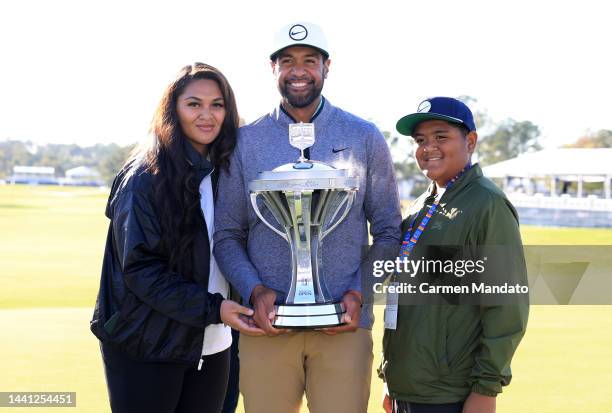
[103,311,121,335]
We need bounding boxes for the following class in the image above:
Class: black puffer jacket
[90,157,224,364]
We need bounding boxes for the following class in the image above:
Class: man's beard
[279,80,324,108]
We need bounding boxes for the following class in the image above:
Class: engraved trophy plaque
[249,123,359,328]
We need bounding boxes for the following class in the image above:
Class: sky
[1,0,611,149]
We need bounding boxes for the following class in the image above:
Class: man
[381,97,529,413]
[214,22,401,413]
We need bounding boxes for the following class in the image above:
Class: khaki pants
[239,328,373,413]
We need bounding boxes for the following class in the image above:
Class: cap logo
[417,100,431,113]
[289,24,308,41]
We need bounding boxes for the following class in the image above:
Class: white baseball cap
[270,22,329,60]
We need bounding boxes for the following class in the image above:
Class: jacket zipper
[198,356,205,371]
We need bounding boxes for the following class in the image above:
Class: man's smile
[288,81,311,88]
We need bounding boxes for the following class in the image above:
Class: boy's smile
[413,120,477,187]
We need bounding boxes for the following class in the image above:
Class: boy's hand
[463,392,495,413]
[382,394,392,413]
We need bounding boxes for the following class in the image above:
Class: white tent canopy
[65,166,101,179]
[482,148,612,198]
[482,148,612,178]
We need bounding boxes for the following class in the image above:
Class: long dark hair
[130,62,238,279]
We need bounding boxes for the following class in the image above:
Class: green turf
[0,185,108,308]
[1,185,611,412]
[521,225,612,245]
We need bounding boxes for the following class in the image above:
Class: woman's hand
[220,300,266,336]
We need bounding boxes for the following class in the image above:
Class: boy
[380,97,529,413]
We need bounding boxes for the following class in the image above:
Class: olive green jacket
[380,164,529,403]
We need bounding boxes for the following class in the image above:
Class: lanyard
[384,162,472,332]
[383,163,473,376]
[399,163,472,258]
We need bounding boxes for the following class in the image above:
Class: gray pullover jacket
[213,98,401,328]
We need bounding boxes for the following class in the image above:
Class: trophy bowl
[249,161,359,328]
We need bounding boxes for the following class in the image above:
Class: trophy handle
[320,190,356,241]
[250,193,289,241]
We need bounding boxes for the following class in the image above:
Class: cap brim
[270,44,329,60]
[396,113,465,136]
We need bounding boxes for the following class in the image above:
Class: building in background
[9,165,104,187]
[10,166,58,185]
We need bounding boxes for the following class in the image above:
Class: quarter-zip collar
[279,95,326,123]
[271,95,331,132]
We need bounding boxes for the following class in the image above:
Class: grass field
[1,184,612,412]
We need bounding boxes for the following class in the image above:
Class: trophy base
[273,302,346,329]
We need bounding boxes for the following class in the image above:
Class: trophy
[249,123,359,328]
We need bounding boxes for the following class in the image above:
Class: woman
[90,63,263,413]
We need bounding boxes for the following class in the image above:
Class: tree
[380,130,431,197]
[0,139,136,184]
[381,130,420,180]
[0,140,34,178]
[98,143,136,184]
[476,119,541,166]
[456,95,491,132]
[564,129,612,148]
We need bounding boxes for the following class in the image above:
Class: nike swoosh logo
[332,147,349,153]
[290,30,305,36]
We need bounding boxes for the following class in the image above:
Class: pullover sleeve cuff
[471,382,500,397]
[241,278,263,307]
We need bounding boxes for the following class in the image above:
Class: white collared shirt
[199,172,232,355]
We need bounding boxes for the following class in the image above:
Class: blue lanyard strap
[399,163,472,257]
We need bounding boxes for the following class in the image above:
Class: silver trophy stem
[286,191,317,304]
[312,189,330,225]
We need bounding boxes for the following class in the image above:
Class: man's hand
[220,300,265,336]
[462,392,496,413]
[321,290,362,335]
[249,285,288,336]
